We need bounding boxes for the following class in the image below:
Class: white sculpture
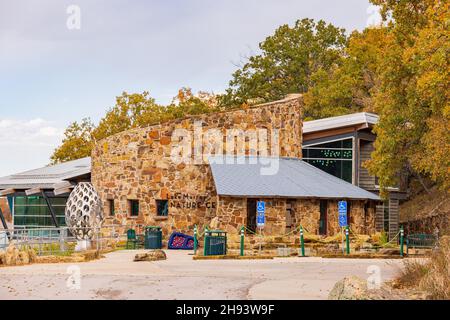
[65,182,103,240]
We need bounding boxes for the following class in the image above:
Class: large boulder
[134,250,167,262]
[328,276,370,300]
[0,243,36,266]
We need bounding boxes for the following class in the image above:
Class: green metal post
[194,225,198,255]
[240,226,245,256]
[203,226,208,256]
[345,227,350,254]
[300,226,305,257]
[400,225,404,257]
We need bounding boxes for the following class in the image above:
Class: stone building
[92,95,380,237]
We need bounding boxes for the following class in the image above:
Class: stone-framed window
[156,200,168,216]
[129,200,139,217]
[108,199,115,216]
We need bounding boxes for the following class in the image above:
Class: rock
[328,276,369,300]
[328,276,414,300]
[5,243,19,265]
[0,243,36,266]
[134,250,167,262]
[378,248,400,255]
[209,217,220,230]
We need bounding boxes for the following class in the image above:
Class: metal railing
[0,224,133,256]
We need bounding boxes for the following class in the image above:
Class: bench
[406,234,437,255]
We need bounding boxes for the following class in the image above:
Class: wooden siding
[389,199,400,239]
[375,204,384,232]
[359,140,376,190]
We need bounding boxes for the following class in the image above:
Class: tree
[221,18,347,107]
[366,0,449,195]
[303,27,388,119]
[51,118,95,164]
[92,91,164,141]
[51,88,220,163]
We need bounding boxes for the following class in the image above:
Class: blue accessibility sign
[338,201,348,227]
[257,201,265,227]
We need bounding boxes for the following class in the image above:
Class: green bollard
[194,225,198,255]
[345,227,350,255]
[300,226,305,257]
[400,226,404,257]
[240,226,245,256]
[203,226,209,256]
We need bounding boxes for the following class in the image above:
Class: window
[303,139,353,183]
[156,200,168,216]
[108,200,115,216]
[129,200,139,217]
[13,196,67,227]
[319,200,327,235]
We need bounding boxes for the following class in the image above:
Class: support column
[42,192,59,228]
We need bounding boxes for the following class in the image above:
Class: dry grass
[396,236,449,299]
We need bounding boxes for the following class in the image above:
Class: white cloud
[0,118,63,147]
[0,118,64,176]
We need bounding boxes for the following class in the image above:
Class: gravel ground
[0,250,404,300]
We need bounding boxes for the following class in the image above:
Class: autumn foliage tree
[51,88,218,163]
[366,0,449,195]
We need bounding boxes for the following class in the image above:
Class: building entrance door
[319,200,327,236]
[246,199,257,233]
[286,201,294,232]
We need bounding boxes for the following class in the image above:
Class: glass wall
[13,196,67,227]
[302,139,353,183]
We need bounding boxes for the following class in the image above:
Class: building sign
[338,200,347,227]
[257,201,265,228]
[169,193,216,210]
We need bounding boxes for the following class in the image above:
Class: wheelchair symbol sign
[257,201,265,227]
[338,201,347,227]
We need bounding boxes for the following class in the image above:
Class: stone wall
[92,95,303,235]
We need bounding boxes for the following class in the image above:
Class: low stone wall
[403,212,449,236]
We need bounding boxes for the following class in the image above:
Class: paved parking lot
[0,250,404,300]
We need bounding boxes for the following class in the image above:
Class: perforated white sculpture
[65,182,103,240]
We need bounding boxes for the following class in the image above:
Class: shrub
[397,236,449,299]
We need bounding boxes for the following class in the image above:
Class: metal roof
[209,156,380,200]
[0,157,91,190]
[303,112,379,134]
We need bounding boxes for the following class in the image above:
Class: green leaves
[51,88,218,163]
[222,18,347,107]
[367,0,449,195]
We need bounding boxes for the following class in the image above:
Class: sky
[0,0,379,176]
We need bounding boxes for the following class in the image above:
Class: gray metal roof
[209,156,380,200]
[303,112,379,134]
[0,157,91,190]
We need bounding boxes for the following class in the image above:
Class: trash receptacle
[204,230,227,256]
[144,226,162,249]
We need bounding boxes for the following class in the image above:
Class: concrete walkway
[0,250,404,300]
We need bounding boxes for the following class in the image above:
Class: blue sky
[0,0,378,176]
